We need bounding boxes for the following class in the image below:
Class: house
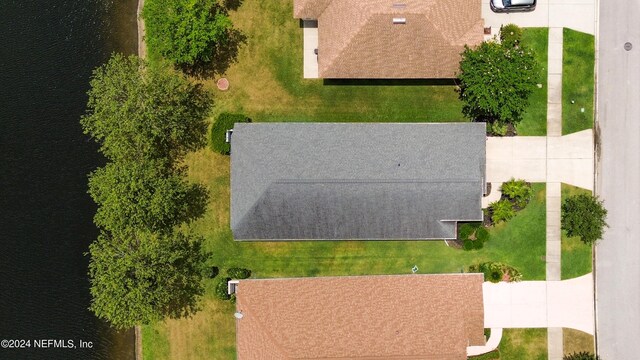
[230,122,486,240]
[294,0,484,79]
[233,274,486,359]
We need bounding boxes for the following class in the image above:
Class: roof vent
[393,17,406,25]
[392,3,406,8]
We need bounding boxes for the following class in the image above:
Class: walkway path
[546,26,564,359]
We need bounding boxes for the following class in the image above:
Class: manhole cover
[624,42,633,51]
[217,78,230,91]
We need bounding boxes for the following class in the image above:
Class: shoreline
[137,0,146,59]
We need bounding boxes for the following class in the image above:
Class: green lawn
[562,28,595,134]
[561,184,593,279]
[564,328,595,356]
[500,329,548,359]
[517,28,549,136]
[209,0,464,123]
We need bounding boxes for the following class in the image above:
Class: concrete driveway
[483,274,595,334]
[482,0,596,36]
[486,130,594,190]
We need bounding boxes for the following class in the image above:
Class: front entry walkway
[483,273,595,334]
[301,20,319,79]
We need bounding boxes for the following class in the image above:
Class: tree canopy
[88,231,208,329]
[458,32,540,129]
[143,0,233,67]
[81,54,211,164]
[88,160,209,234]
[561,193,608,245]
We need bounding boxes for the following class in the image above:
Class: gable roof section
[293,0,484,78]
[235,274,486,359]
[230,123,486,240]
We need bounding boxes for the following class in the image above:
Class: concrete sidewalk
[302,21,318,79]
[483,274,595,334]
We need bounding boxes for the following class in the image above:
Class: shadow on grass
[223,0,243,11]
[323,78,459,86]
[184,28,247,79]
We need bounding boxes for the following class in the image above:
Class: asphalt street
[595,0,640,358]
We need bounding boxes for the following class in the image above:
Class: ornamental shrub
[490,199,516,224]
[469,262,522,283]
[227,267,251,279]
[458,223,476,240]
[501,178,533,208]
[210,113,250,155]
[500,23,523,48]
[561,194,608,245]
[476,226,490,243]
[214,277,231,300]
[563,352,600,360]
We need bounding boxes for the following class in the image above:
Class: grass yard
[500,329,549,360]
[142,149,547,359]
[563,328,595,356]
[561,183,593,279]
[562,28,595,135]
[517,28,549,136]
[206,0,464,123]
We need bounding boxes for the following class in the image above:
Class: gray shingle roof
[231,123,486,240]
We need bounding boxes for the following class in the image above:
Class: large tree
[88,231,208,329]
[81,54,211,165]
[88,160,209,234]
[143,0,233,67]
[458,38,539,129]
[561,193,608,245]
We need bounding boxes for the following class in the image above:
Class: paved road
[595,0,640,358]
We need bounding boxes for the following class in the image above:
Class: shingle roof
[294,0,484,78]
[235,274,486,360]
[230,123,486,240]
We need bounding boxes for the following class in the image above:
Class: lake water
[1,0,138,358]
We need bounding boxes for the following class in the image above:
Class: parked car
[490,0,536,12]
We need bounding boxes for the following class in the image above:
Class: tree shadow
[223,0,243,11]
[183,28,247,79]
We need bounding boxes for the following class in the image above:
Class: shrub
[458,223,476,240]
[475,226,490,243]
[214,277,231,300]
[561,194,608,245]
[490,199,516,224]
[500,23,523,48]
[488,121,508,136]
[501,178,533,208]
[210,113,251,155]
[227,267,251,279]
[563,352,600,360]
[458,223,487,251]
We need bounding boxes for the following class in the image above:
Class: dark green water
[0,0,138,359]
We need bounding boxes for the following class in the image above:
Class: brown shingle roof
[235,274,485,359]
[294,0,484,78]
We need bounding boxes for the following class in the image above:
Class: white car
[490,0,536,12]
